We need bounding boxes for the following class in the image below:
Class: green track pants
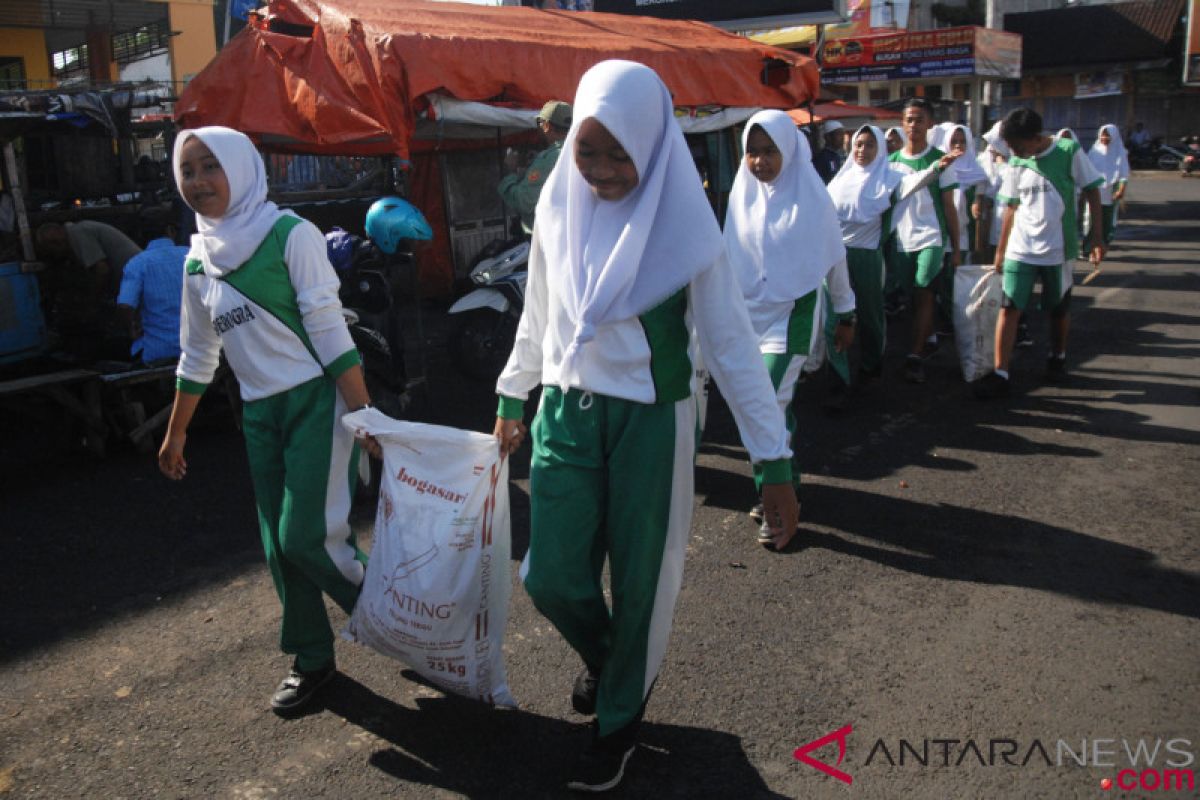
[825,246,887,382]
[242,375,366,672]
[752,354,803,493]
[522,387,696,736]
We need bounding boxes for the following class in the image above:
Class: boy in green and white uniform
[888,98,961,384]
[973,108,1105,399]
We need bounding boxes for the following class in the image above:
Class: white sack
[953,264,1003,383]
[341,408,515,707]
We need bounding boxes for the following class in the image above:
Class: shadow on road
[698,470,1200,622]
[321,675,788,799]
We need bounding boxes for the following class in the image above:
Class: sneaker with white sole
[568,739,635,793]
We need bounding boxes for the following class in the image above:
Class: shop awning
[174,0,820,160]
[749,26,818,49]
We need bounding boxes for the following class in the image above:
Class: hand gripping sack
[952,264,1003,383]
[341,408,515,707]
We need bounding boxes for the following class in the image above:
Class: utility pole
[983,0,999,124]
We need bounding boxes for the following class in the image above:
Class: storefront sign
[820,26,1022,83]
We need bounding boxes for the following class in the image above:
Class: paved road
[2,174,1197,799]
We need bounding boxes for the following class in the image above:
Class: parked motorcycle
[328,197,433,497]
[1129,138,1185,171]
[447,239,529,382]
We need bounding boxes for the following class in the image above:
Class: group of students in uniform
[153,61,1127,793]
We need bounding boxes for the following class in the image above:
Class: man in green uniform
[498,100,572,234]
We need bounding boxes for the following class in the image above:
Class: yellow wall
[0,28,52,89]
[167,0,217,86]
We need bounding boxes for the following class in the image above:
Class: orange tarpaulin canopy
[787,101,902,127]
[175,0,820,159]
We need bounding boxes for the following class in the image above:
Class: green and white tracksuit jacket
[176,214,366,671]
[496,235,792,736]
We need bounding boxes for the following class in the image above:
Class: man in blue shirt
[117,212,188,365]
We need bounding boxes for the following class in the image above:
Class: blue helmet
[365,196,433,254]
[324,227,356,272]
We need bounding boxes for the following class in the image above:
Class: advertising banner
[826,0,911,36]
[821,26,1021,83]
[1075,71,1125,100]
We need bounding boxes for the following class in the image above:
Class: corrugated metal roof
[1005,0,1185,70]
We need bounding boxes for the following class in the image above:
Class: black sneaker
[1015,325,1034,348]
[270,661,335,715]
[748,503,764,523]
[571,665,601,716]
[972,371,1010,399]
[1045,356,1067,382]
[902,355,926,384]
[884,292,907,316]
[568,722,639,793]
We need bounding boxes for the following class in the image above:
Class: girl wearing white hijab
[826,125,961,383]
[724,109,852,508]
[493,60,797,792]
[1088,123,1130,244]
[160,126,374,715]
[930,123,990,257]
[975,120,1011,259]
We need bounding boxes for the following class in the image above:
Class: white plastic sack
[953,264,1003,383]
[340,408,515,707]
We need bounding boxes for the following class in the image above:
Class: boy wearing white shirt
[888,98,961,384]
[973,109,1105,399]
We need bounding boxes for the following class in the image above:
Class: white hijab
[947,123,989,187]
[173,126,283,277]
[827,125,901,225]
[886,127,907,151]
[928,122,952,152]
[1056,127,1080,144]
[535,60,723,389]
[982,121,1010,158]
[1089,123,1130,185]
[724,110,845,306]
